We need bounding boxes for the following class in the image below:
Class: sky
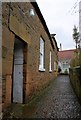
[36,0,80,50]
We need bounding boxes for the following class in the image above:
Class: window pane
[39,37,45,70]
[49,51,52,71]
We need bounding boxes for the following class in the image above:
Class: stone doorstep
[0,112,3,120]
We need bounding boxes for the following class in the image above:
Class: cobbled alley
[3,75,81,119]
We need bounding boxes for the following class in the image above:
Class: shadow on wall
[69,66,81,104]
[58,66,61,73]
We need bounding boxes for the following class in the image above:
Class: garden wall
[69,66,81,104]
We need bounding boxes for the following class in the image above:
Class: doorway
[13,36,25,103]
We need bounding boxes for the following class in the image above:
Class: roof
[58,49,75,60]
[31,2,51,40]
[31,2,58,50]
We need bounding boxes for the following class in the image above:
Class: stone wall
[2,2,58,106]
[69,67,81,103]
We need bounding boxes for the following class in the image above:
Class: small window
[29,9,35,16]
[39,37,45,71]
[63,62,66,68]
[63,61,68,68]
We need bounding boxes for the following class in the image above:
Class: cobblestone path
[3,75,81,119]
[28,75,81,118]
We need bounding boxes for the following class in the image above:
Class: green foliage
[70,49,81,67]
[70,59,75,68]
[72,25,79,49]
[64,69,68,74]
[78,49,81,66]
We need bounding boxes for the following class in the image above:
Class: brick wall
[2,2,58,105]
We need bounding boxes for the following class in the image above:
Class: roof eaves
[31,2,54,48]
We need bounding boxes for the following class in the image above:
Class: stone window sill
[39,68,45,72]
[49,70,52,73]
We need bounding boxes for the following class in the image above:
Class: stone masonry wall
[2,2,58,105]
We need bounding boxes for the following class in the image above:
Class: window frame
[39,37,45,72]
[54,61,57,71]
[49,50,52,72]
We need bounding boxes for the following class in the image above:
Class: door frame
[12,35,27,103]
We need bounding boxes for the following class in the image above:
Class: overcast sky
[36,0,80,50]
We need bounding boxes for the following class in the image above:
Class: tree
[72,25,79,49]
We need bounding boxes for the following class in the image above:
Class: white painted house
[58,50,75,74]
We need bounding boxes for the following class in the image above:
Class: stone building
[2,2,58,109]
[51,34,58,76]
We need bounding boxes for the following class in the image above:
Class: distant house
[58,49,75,74]
[2,2,58,109]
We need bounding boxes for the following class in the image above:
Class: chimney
[51,34,56,37]
[60,43,62,51]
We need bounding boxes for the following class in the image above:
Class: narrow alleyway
[3,75,81,119]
